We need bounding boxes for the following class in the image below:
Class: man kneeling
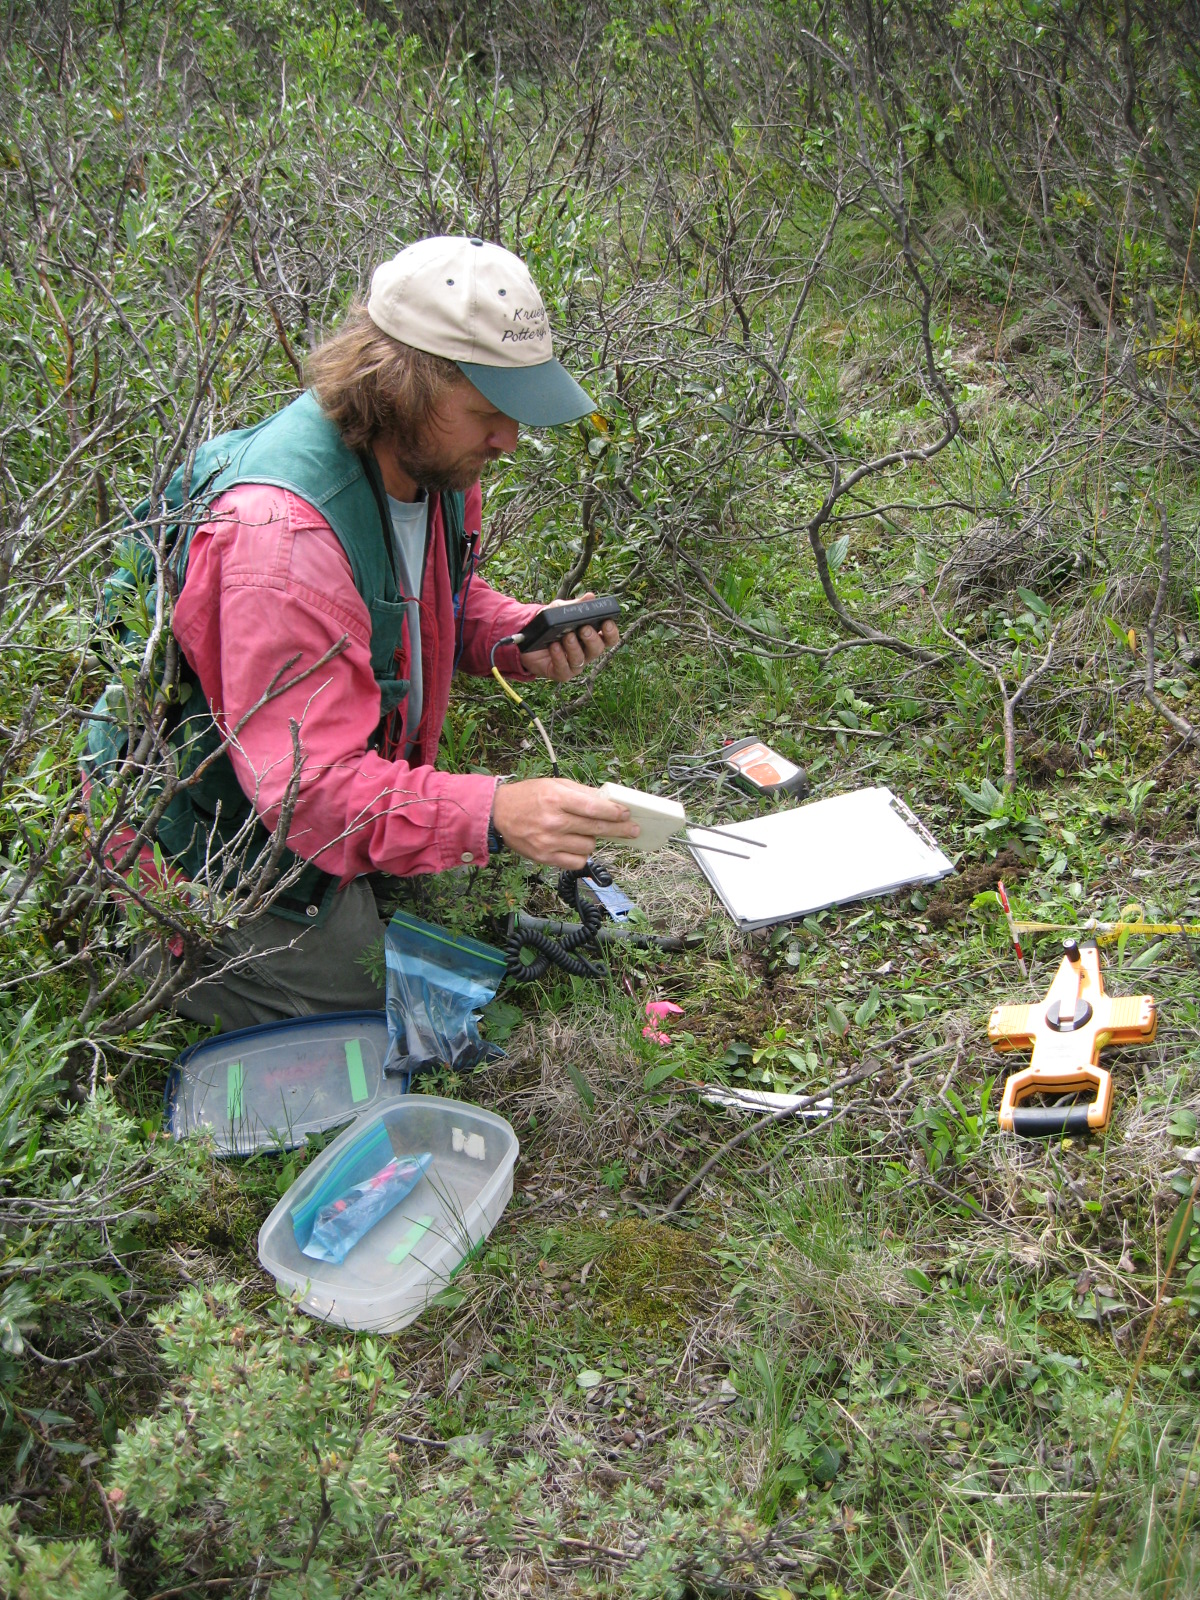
[95,236,636,1029]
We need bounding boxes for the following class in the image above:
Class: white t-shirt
[385,493,430,759]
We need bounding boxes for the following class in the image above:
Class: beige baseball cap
[366,236,595,426]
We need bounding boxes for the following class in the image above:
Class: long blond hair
[304,303,466,453]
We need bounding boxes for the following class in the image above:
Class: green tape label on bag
[387,1215,434,1265]
[345,1039,368,1103]
[227,1061,244,1121]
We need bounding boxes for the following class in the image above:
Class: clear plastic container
[165,1011,400,1156]
[257,1095,519,1331]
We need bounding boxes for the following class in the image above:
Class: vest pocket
[366,596,408,681]
[377,677,410,718]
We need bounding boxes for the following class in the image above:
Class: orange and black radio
[720,737,810,799]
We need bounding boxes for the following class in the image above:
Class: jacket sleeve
[173,485,499,880]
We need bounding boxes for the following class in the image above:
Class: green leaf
[780,1423,812,1460]
[1164,1189,1196,1272]
[944,1086,969,1121]
[61,1269,126,1314]
[481,999,523,1044]
[428,1286,468,1311]
[824,1001,850,1037]
[1125,940,1165,971]
[912,546,939,583]
[643,1060,679,1091]
[826,535,850,572]
[576,1369,603,1390]
[22,1407,72,1427]
[565,1061,595,1113]
[1016,587,1050,618]
[955,781,998,816]
[855,987,881,1027]
[903,1267,934,1293]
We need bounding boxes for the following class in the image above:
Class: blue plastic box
[165,1010,404,1156]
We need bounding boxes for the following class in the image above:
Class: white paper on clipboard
[687,786,953,931]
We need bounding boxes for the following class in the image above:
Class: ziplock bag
[301,1150,432,1265]
[291,1121,431,1261]
[290,1121,393,1251]
[384,911,507,1078]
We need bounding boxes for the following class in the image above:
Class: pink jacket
[172,480,540,883]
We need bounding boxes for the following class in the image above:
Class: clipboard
[687,786,953,931]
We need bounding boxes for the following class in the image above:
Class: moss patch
[539,1217,713,1330]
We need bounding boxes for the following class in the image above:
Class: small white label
[451,1126,487,1161]
[1032,1033,1096,1071]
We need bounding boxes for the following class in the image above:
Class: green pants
[175,878,386,1032]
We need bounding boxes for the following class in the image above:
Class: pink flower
[642,1001,683,1047]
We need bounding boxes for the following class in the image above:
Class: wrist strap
[488,776,510,856]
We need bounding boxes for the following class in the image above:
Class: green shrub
[110,1285,400,1590]
[107,1285,779,1597]
[0,1508,124,1600]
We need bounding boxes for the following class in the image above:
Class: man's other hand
[490,778,638,869]
[518,592,620,682]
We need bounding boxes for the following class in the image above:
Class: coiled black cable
[505,867,608,982]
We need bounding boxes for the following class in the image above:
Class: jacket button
[461,851,474,863]
[306,904,319,918]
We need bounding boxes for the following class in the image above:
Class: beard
[388,439,495,494]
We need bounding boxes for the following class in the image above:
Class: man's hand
[519,592,620,682]
[491,778,638,870]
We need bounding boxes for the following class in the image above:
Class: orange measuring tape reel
[989,939,1157,1137]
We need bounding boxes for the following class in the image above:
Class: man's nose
[490,416,519,453]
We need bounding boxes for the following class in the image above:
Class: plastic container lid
[258,1095,518,1331]
[166,1011,403,1156]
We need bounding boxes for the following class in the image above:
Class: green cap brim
[456,357,594,426]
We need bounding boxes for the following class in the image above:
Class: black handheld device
[515,595,621,653]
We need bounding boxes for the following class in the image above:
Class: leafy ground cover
[2,2,1199,1595]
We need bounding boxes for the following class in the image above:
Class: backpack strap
[439,489,469,595]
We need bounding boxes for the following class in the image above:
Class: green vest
[88,393,469,924]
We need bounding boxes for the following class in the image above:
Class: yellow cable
[491,664,526,708]
[491,663,559,773]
